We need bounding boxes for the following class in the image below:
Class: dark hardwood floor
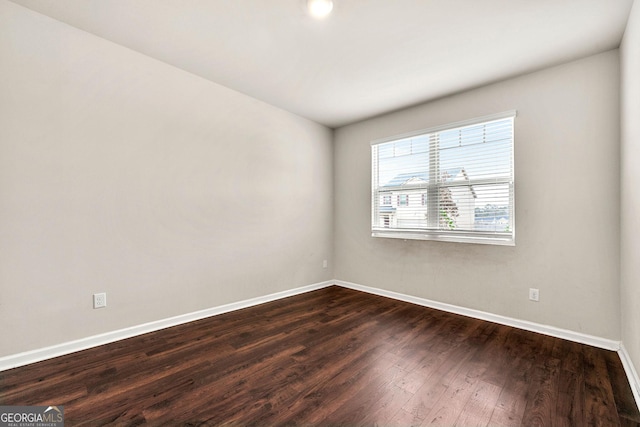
[1,286,638,426]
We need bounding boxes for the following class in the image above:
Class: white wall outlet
[529,288,540,302]
[93,292,107,309]
[322,259,328,269]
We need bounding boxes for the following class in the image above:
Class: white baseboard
[334,280,621,351]
[3,278,636,409]
[340,278,637,410]
[619,344,640,411]
[0,278,630,381]
[0,281,334,372]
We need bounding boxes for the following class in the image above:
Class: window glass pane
[396,192,428,229]
[436,183,512,232]
[438,129,459,149]
[376,139,430,187]
[472,184,512,232]
[485,119,513,143]
[377,143,395,159]
[437,184,478,230]
[459,124,485,145]
[439,143,511,180]
[411,136,429,154]
[372,113,514,244]
[394,138,413,157]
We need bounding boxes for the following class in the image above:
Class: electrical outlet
[93,292,107,309]
[529,288,539,302]
[323,259,328,269]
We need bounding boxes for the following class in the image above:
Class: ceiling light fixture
[307,0,333,19]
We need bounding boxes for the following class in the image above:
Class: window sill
[371,230,515,246]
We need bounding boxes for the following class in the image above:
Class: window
[371,111,515,245]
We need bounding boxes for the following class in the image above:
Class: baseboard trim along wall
[0,281,335,372]
[334,280,621,351]
[0,279,631,381]
[619,344,640,411]
[340,280,639,411]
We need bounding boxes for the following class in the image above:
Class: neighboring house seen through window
[371,111,515,245]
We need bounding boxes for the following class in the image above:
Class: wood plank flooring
[1,286,638,426]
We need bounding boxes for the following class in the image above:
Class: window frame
[371,111,516,246]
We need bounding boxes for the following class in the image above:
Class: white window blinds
[371,111,516,245]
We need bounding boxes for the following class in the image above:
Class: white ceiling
[10,0,634,128]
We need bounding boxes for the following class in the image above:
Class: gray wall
[0,0,632,370]
[0,1,334,357]
[621,0,640,383]
[334,51,621,340]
